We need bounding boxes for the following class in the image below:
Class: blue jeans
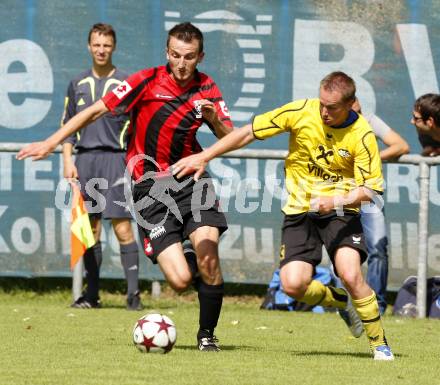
[360,206,389,315]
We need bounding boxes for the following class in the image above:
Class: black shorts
[133,171,227,263]
[75,150,132,219]
[279,212,367,273]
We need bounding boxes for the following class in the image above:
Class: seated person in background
[411,93,440,156]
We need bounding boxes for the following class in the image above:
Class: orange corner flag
[70,182,96,270]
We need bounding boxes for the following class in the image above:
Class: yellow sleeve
[252,99,308,140]
[354,131,384,192]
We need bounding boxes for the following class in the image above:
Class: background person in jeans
[352,98,410,314]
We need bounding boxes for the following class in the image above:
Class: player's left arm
[200,100,233,138]
[202,81,233,138]
[311,186,377,214]
[353,130,384,203]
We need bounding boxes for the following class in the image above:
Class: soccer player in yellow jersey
[172,71,394,360]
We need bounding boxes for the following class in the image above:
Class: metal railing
[2,143,440,318]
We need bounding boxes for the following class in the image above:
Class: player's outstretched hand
[16,141,57,161]
[172,153,208,181]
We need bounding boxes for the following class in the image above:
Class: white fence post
[151,281,161,298]
[417,162,430,318]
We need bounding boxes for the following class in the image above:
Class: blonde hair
[320,71,356,103]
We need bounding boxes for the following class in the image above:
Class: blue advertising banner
[0,0,439,288]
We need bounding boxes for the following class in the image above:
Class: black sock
[120,241,139,296]
[83,241,102,302]
[197,281,224,337]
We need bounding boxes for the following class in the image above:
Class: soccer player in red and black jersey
[18,22,233,352]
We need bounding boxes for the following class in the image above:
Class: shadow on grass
[98,303,177,311]
[0,277,268,296]
[173,346,404,358]
[292,350,371,358]
[175,344,239,351]
[291,350,404,359]
[65,303,179,312]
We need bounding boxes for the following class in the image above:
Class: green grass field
[0,288,439,385]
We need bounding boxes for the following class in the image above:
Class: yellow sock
[352,292,387,348]
[298,280,348,309]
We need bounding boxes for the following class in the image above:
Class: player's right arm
[17,99,109,161]
[173,124,255,180]
[172,101,302,180]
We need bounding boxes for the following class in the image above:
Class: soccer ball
[133,313,177,353]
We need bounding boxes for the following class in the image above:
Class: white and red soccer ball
[133,313,177,353]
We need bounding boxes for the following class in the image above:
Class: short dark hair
[167,22,204,53]
[320,71,356,103]
[88,23,116,45]
[414,93,440,126]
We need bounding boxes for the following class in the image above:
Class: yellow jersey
[252,98,383,215]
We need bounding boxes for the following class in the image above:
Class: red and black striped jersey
[102,65,233,181]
